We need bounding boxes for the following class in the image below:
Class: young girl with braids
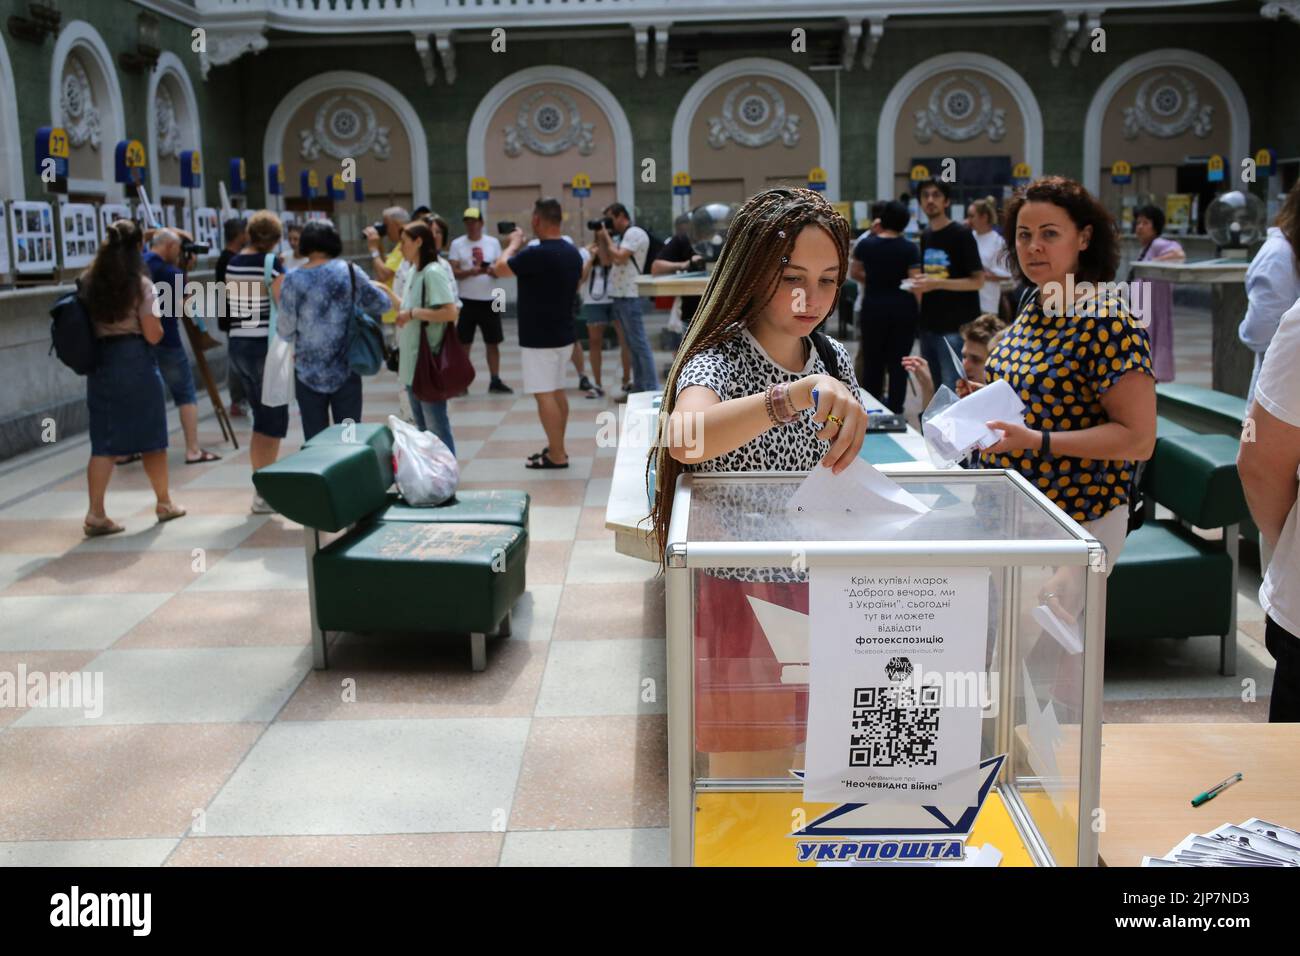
[649,187,868,777]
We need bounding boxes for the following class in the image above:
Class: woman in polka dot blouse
[970,176,1157,573]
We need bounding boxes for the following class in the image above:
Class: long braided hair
[646,186,851,567]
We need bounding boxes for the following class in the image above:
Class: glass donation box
[664,469,1108,867]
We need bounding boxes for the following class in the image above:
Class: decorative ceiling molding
[1049,12,1080,67]
[914,74,1006,144]
[707,80,801,149]
[653,23,670,77]
[634,25,650,79]
[299,93,392,161]
[862,17,886,70]
[503,87,596,157]
[414,34,436,86]
[1122,70,1213,139]
[1261,2,1300,26]
[1070,9,1104,66]
[199,30,268,80]
[435,31,457,85]
[841,21,862,71]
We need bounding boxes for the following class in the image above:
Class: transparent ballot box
[663,470,1107,867]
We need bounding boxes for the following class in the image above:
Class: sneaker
[578,375,594,392]
[488,378,513,395]
[251,494,275,515]
[622,380,633,394]
[229,401,248,418]
[585,384,605,399]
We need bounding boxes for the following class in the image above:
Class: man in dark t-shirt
[216,217,248,414]
[494,197,583,470]
[653,214,704,328]
[912,178,985,392]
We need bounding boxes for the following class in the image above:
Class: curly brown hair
[1001,176,1119,285]
[82,219,145,327]
[646,186,851,567]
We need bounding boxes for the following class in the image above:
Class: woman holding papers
[973,176,1156,572]
[648,187,867,777]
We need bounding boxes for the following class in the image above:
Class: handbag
[411,268,476,402]
[261,253,294,407]
[346,262,386,376]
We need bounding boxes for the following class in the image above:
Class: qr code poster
[803,566,988,807]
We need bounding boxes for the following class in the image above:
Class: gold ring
[826,414,843,426]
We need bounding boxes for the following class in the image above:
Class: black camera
[180,239,209,257]
[362,220,383,240]
[497,221,516,235]
[587,217,614,232]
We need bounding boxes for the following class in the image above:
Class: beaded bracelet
[767,382,798,425]
[763,386,780,427]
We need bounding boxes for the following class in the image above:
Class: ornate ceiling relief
[155,83,182,159]
[503,88,595,157]
[61,55,102,150]
[1122,71,1213,140]
[914,74,1005,143]
[707,80,800,148]
[299,94,391,161]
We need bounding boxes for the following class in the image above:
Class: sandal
[115,453,142,465]
[527,447,550,463]
[585,385,605,399]
[525,452,569,470]
[184,449,222,465]
[155,503,187,523]
[83,517,125,537]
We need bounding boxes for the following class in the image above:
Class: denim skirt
[86,334,169,457]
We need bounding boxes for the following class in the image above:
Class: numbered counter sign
[470,176,490,200]
[672,171,692,196]
[114,139,147,185]
[571,173,591,198]
[1110,160,1132,185]
[230,158,247,194]
[180,150,201,189]
[807,167,827,192]
[1012,162,1032,186]
[267,163,284,196]
[910,164,931,184]
[35,126,70,179]
[1207,154,1225,183]
[1255,148,1275,177]
[301,169,319,199]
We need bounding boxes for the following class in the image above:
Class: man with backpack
[596,202,658,400]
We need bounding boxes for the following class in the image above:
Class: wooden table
[635,272,710,298]
[1098,722,1300,867]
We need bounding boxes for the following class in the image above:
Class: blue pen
[812,386,879,415]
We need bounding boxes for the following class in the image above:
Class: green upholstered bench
[1105,433,1249,675]
[1155,384,1248,437]
[252,436,530,671]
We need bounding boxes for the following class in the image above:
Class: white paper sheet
[785,460,930,541]
[1032,604,1083,655]
[925,378,1026,464]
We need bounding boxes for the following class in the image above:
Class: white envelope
[926,379,1026,463]
[786,457,930,521]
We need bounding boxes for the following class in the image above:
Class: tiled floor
[0,302,1274,867]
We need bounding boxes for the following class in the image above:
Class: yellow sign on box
[672,171,691,188]
[1012,162,1032,180]
[48,127,70,159]
[910,164,931,182]
[307,169,319,189]
[124,140,146,168]
[571,172,591,189]
[470,176,490,193]
[190,151,202,175]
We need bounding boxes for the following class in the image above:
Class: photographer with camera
[363,206,410,326]
[652,212,706,329]
[450,208,510,394]
[143,228,221,465]
[594,203,656,399]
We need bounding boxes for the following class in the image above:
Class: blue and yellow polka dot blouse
[978,292,1154,523]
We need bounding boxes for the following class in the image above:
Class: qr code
[848,684,940,768]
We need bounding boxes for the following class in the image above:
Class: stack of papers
[924,378,1026,465]
[1143,819,1300,867]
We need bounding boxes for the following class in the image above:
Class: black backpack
[49,289,99,375]
[641,229,664,275]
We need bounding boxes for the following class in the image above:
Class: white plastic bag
[261,333,294,407]
[388,414,459,506]
[666,297,684,334]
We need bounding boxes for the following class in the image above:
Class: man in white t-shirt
[1238,296,1300,722]
[449,208,510,393]
[596,202,657,399]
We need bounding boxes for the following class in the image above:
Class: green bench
[1105,432,1249,675]
[253,425,529,672]
[1155,383,1247,438]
